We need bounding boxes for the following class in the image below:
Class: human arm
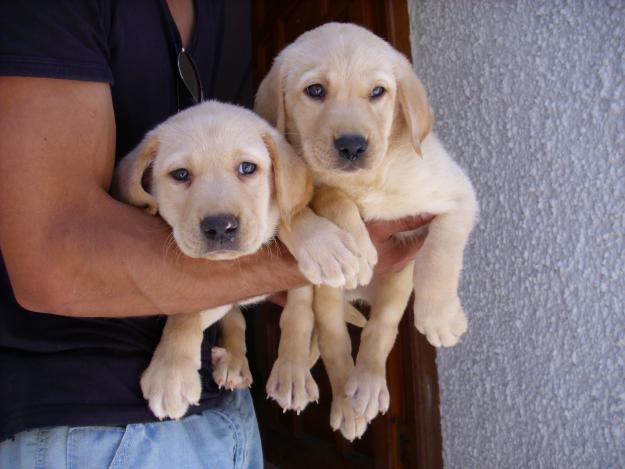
[368,213,433,274]
[0,76,307,318]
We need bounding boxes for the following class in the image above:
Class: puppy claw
[211,347,253,391]
[266,358,319,413]
[330,396,369,441]
[345,366,390,422]
[140,354,202,421]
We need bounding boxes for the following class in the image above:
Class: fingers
[390,213,435,234]
[267,291,287,307]
[367,213,434,240]
[373,231,426,276]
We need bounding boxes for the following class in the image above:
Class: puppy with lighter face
[114,101,311,420]
[255,23,479,440]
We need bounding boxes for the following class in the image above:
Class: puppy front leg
[311,187,378,288]
[212,306,253,390]
[314,285,367,441]
[266,285,319,413]
[141,312,205,420]
[140,305,230,420]
[278,206,361,288]
[346,262,414,422]
[413,196,477,347]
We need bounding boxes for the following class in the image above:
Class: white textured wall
[408,1,625,467]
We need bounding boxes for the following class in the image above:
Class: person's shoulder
[0,0,113,84]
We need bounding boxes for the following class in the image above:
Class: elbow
[13,288,53,314]
[12,277,62,315]
[2,213,102,316]
[10,264,78,316]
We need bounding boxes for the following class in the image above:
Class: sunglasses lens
[177,50,204,104]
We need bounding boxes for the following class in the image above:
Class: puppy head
[255,23,434,175]
[113,101,311,259]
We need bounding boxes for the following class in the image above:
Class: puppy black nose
[334,134,368,161]
[200,214,239,243]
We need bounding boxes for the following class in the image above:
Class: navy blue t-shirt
[0,0,226,441]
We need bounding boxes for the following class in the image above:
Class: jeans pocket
[67,426,127,469]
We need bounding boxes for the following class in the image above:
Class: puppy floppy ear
[255,57,286,133]
[262,126,312,227]
[394,54,434,156]
[112,133,159,215]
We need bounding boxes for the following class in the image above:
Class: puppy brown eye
[370,86,386,99]
[239,162,257,175]
[304,84,326,100]
[170,168,190,182]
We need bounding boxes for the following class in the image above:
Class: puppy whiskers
[163,232,183,265]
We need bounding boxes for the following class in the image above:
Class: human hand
[267,214,434,303]
[367,213,434,276]
[266,291,287,307]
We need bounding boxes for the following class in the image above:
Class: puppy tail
[345,303,367,328]
[308,330,320,369]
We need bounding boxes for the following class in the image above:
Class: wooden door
[246,2,443,467]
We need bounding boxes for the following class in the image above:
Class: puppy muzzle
[200,214,239,250]
[334,134,368,162]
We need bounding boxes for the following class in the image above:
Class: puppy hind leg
[314,285,367,441]
[346,262,414,423]
[266,286,319,414]
[211,306,253,390]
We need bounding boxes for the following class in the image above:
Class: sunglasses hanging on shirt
[177,48,204,111]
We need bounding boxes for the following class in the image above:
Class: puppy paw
[291,220,361,288]
[330,396,369,441]
[266,358,319,414]
[414,296,468,347]
[345,366,390,422]
[350,234,378,289]
[211,347,253,390]
[140,355,201,420]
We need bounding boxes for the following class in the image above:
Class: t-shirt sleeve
[0,1,113,83]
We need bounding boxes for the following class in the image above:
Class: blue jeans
[0,389,262,469]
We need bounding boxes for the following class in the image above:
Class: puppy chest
[356,187,454,221]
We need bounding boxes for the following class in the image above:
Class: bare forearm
[7,192,305,317]
[0,77,306,318]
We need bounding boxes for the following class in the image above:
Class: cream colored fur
[113,101,312,420]
[255,23,478,440]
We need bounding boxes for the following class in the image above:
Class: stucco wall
[408,1,625,467]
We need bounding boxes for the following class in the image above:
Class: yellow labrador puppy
[113,101,311,420]
[255,23,479,440]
